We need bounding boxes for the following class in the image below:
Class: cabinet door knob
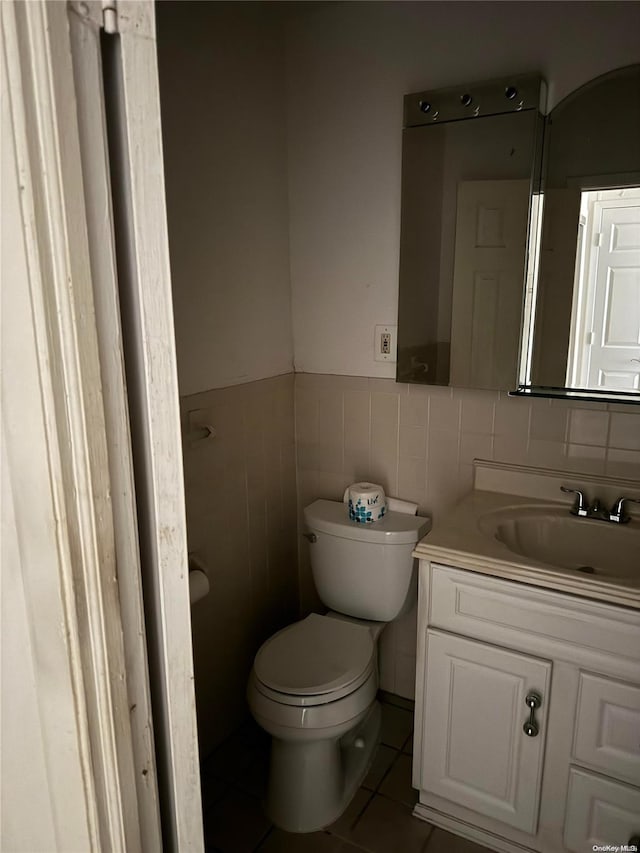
[523,692,541,737]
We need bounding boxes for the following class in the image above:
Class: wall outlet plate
[374,324,397,362]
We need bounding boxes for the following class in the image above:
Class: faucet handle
[609,496,640,524]
[560,486,589,517]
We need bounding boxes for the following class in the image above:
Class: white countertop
[413,489,640,610]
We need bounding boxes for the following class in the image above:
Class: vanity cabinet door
[421,630,551,834]
[563,768,640,853]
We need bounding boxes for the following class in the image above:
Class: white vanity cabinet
[413,562,640,853]
[422,630,551,833]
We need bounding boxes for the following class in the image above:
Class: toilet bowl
[247,612,383,832]
[247,498,430,833]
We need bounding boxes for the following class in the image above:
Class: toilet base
[266,700,381,833]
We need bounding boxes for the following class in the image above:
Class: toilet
[247,498,429,833]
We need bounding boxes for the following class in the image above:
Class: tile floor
[200,692,492,853]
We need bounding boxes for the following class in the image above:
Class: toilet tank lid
[304,499,430,545]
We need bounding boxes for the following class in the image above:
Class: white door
[450,179,530,389]
[421,630,551,834]
[586,200,640,390]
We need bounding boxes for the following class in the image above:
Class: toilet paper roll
[386,496,418,516]
[346,482,387,523]
[189,569,210,605]
[342,488,418,517]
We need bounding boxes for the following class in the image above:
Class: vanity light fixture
[404,73,545,126]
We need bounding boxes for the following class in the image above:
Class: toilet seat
[253,613,375,706]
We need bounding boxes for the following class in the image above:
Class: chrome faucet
[560,486,640,524]
[560,486,589,517]
[609,496,640,524]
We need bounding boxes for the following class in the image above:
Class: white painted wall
[285,0,640,377]
[158,2,293,396]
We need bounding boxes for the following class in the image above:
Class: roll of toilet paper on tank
[189,569,210,605]
[386,496,418,515]
[346,482,387,523]
[342,487,417,517]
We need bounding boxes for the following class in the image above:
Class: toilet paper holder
[189,423,216,442]
[186,409,216,446]
[188,552,210,605]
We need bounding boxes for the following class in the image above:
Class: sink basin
[478,506,640,579]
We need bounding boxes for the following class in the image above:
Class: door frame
[87,2,204,848]
[2,1,203,849]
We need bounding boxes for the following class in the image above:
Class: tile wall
[294,373,640,698]
[181,374,298,756]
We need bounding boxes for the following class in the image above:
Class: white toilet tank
[303,499,430,621]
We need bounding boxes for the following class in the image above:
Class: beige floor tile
[350,795,433,853]
[378,691,415,712]
[378,754,417,807]
[402,733,414,755]
[326,788,374,841]
[235,752,269,800]
[199,768,228,813]
[362,745,397,791]
[380,702,413,749]
[204,788,271,852]
[424,827,494,853]
[237,718,271,753]
[258,828,342,852]
[208,734,258,783]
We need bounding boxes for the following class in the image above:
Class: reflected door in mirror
[576,193,640,391]
[450,180,530,388]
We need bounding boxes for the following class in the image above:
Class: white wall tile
[527,438,567,469]
[605,448,640,479]
[609,412,640,451]
[568,409,610,446]
[530,400,568,442]
[317,390,344,443]
[344,447,371,482]
[182,374,298,755]
[458,389,496,435]
[494,393,531,438]
[399,424,427,460]
[428,392,461,433]
[494,431,529,464]
[293,374,639,703]
[566,443,606,474]
[400,390,429,427]
[397,457,428,510]
[344,390,370,451]
[459,432,494,466]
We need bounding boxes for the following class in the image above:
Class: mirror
[397,74,544,389]
[521,64,640,402]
